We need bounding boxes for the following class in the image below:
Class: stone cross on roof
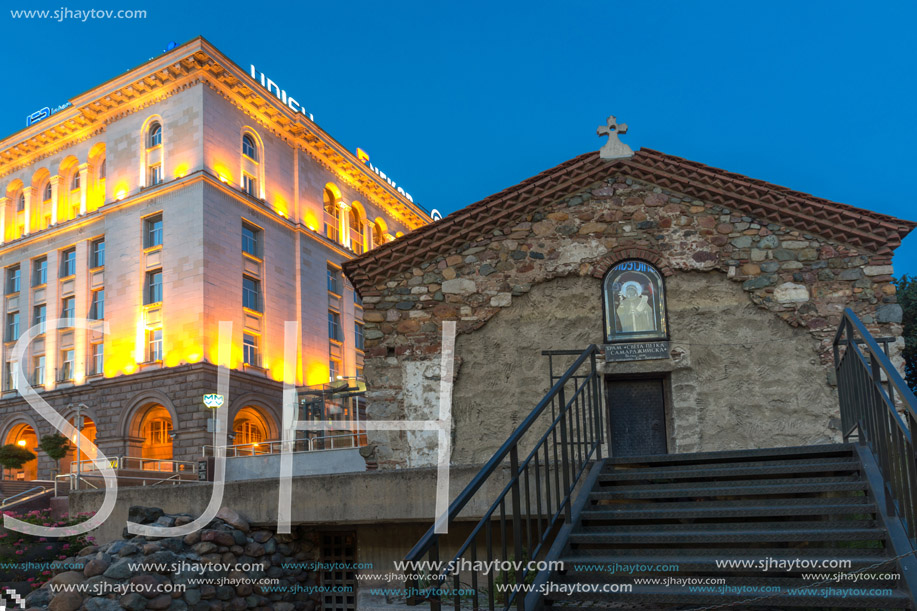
[597,115,634,160]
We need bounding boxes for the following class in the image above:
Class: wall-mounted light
[17,439,26,447]
[115,189,127,201]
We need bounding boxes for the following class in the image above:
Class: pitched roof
[344,148,916,292]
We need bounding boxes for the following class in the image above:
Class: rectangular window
[242,173,256,196]
[33,304,46,335]
[91,238,105,268]
[242,222,260,257]
[354,291,363,308]
[61,297,75,324]
[90,343,104,375]
[90,289,104,320]
[328,311,342,342]
[327,265,341,295]
[59,349,74,381]
[145,270,163,305]
[329,358,340,382]
[6,265,20,294]
[242,276,261,312]
[32,257,47,286]
[5,362,16,392]
[149,164,162,186]
[243,333,259,367]
[60,248,76,278]
[355,321,365,351]
[148,328,163,362]
[5,312,19,342]
[33,355,45,386]
[144,214,163,248]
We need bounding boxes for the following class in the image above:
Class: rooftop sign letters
[356,148,415,203]
[249,65,315,122]
[25,102,71,127]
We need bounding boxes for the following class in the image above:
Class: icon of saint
[616,281,655,333]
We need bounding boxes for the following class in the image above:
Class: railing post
[590,348,602,460]
[557,384,572,523]
[509,445,525,610]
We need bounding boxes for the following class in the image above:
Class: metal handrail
[201,434,364,458]
[834,307,917,543]
[404,345,604,610]
[0,485,48,508]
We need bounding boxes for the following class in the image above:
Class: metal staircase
[404,309,917,610]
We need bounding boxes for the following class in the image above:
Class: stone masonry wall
[356,174,904,469]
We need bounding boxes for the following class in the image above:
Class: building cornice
[0,37,429,231]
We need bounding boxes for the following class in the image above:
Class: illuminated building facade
[0,38,429,480]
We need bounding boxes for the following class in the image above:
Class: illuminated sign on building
[356,148,415,203]
[25,102,71,127]
[249,65,315,122]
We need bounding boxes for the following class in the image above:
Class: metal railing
[404,345,604,610]
[54,456,197,495]
[834,308,917,544]
[0,485,48,509]
[202,434,364,457]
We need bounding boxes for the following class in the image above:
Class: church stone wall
[356,175,904,469]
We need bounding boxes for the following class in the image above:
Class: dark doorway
[606,377,668,457]
[321,532,357,610]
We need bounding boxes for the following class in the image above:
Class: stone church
[344,125,915,468]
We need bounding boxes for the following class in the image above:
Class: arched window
[323,187,340,243]
[71,172,80,191]
[242,135,257,160]
[16,193,25,212]
[43,183,52,201]
[372,222,384,248]
[603,260,668,343]
[349,207,364,254]
[98,159,106,180]
[148,122,162,148]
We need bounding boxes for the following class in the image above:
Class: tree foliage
[39,433,71,462]
[0,443,37,471]
[897,275,916,391]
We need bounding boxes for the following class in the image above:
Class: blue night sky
[2,1,914,276]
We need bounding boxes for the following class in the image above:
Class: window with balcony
[32,257,47,287]
[145,270,163,305]
[33,304,46,335]
[90,289,104,320]
[6,312,19,342]
[6,265,20,294]
[242,173,256,196]
[323,187,340,242]
[91,238,105,268]
[242,276,261,312]
[148,328,163,362]
[243,333,260,367]
[144,214,162,248]
[149,164,162,186]
[350,207,364,255]
[61,297,75,325]
[242,222,260,257]
[60,248,76,278]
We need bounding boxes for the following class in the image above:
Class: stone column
[0,196,8,245]
[49,175,59,226]
[339,202,351,248]
[78,163,89,216]
[22,187,32,236]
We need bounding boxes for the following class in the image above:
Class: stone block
[774,282,810,303]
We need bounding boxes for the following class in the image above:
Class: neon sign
[249,65,314,122]
[25,102,71,127]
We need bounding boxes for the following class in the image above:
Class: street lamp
[67,402,89,491]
